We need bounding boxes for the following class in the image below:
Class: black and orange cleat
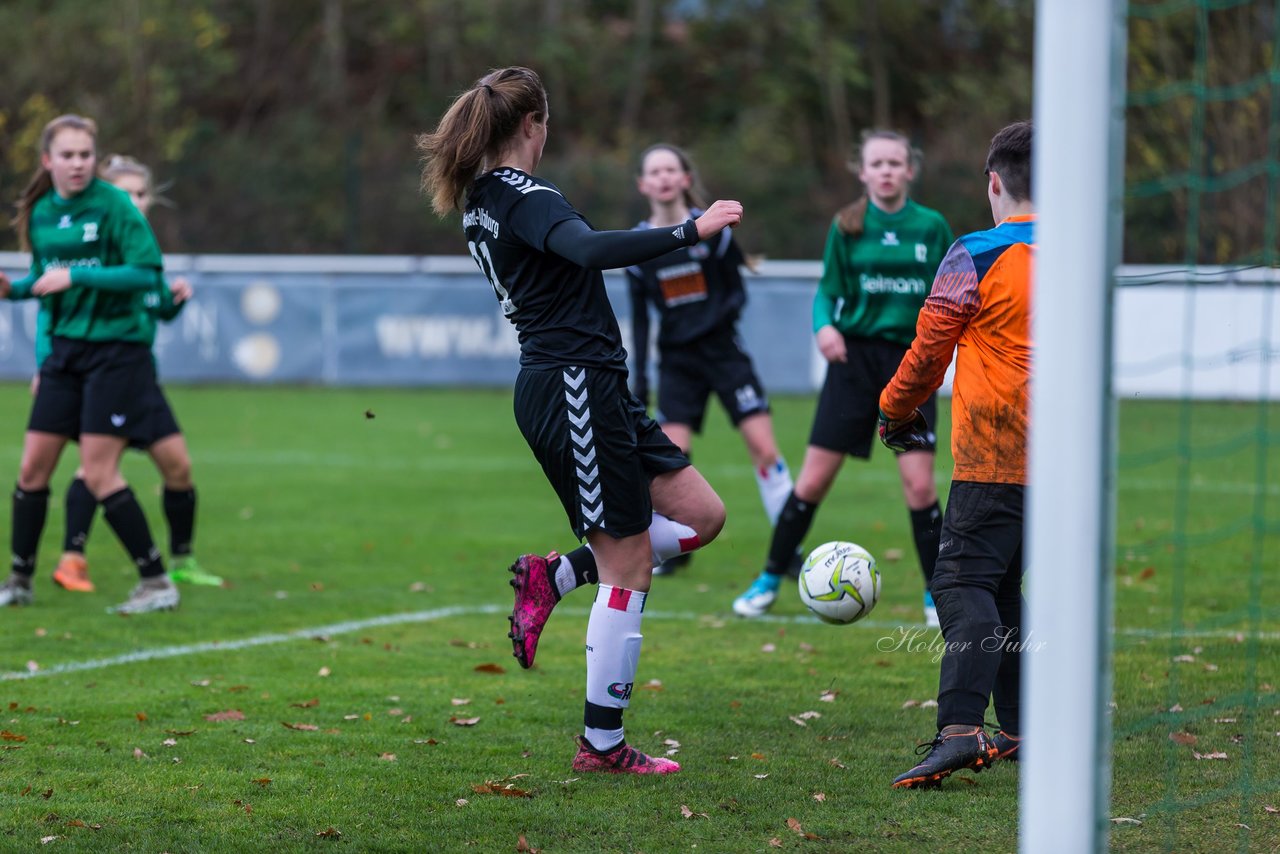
[507,552,559,669]
[992,730,1021,762]
[892,727,999,789]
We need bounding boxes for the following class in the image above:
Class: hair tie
[481,83,495,96]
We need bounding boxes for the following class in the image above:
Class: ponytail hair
[417,66,548,216]
[13,114,98,251]
[836,128,920,238]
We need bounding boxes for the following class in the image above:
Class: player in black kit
[627,145,793,576]
[418,66,741,775]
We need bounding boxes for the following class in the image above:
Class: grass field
[0,383,1276,853]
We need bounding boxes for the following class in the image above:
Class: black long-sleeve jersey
[463,167,699,371]
[626,217,748,387]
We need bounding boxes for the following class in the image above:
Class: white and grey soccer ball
[797,541,880,625]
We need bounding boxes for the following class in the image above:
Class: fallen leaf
[1173,655,1196,663]
[1169,732,1197,746]
[1111,817,1143,825]
[1203,663,1219,672]
[768,839,783,848]
[162,739,178,747]
[133,748,147,759]
[41,788,53,799]
[474,663,506,674]
[1168,704,1183,713]
[750,753,766,760]
[901,700,920,709]
[450,716,481,727]
[316,827,342,838]
[26,661,39,673]
[415,738,439,745]
[761,643,776,653]
[252,777,271,787]
[227,685,250,693]
[204,710,245,722]
[516,834,540,853]
[343,714,359,720]
[813,792,826,802]
[380,753,397,761]
[451,698,471,706]
[920,700,938,709]
[1193,751,1228,760]
[282,722,320,731]
[21,786,32,796]
[786,817,820,840]
[819,690,838,702]
[1264,805,1278,814]
[1139,567,1156,580]
[243,739,255,744]
[455,799,468,807]
[135,712,148,722]
[789,716,809,727]
[317,667,331,677]
[795,711,822,721]
[1214,718,1238,724]
[883,548,905,562]
[754,774,770,779]
[40,836,58,845]
[387,708,403,716]
[472,779,532,798]
[829,758,847,769]
[679,804,709,819]
[291,698,319,708]
[1,731,27,742]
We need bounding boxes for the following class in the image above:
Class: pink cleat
[571,736,681,775]
[507,552,559,669]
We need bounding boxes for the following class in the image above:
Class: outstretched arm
[546,200,743,270]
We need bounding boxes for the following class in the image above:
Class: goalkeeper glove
[878,408,933,453]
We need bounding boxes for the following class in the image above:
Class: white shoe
[108,576,180,614]
[0,574,34,607]
[733,573,780,618]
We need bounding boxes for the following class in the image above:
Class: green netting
[1112,2,1279,850]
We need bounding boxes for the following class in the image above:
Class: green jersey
[813,199,953,346]
[13,178,164,347]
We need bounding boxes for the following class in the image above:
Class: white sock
[553,553,578,599]
[755,457,794,524]
[648,513,699,566]
[583,584,646,751]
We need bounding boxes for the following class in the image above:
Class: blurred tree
[12,0,1264,265]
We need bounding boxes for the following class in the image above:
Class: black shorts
[809,335,938,458]
[514,365,690,539]
[136,384,182,448]
[656,329,770,432]
[29,337,162,444]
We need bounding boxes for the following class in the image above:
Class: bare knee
[156,453,192,490]
[694,492,727,546]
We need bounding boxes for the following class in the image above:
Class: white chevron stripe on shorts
[563,367,604,527]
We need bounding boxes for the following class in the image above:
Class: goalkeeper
[879,120,1034,789]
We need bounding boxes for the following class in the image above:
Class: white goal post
[1024,2,1127,852]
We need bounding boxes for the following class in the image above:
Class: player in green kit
[0,115,180,613]
[42,155,222,593]
[733,130,953,624]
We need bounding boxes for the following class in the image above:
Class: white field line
[2,605,1276,682]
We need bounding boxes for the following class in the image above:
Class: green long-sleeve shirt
[813,199,953,346]
[18,178,164,348]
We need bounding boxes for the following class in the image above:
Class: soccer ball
[797,541,880,625]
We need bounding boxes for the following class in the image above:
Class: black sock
[561,545,598,591]
[910,501,943,590]
[101,488,165,578]
[63,477,97,554]
[163,487,197,557]
[765,492,817,575]
[12,485,50,577]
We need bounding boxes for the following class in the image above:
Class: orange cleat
[52,554,95,593]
